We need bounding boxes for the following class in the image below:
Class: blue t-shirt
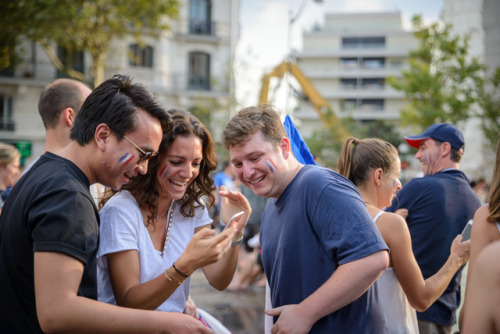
[387,169,481,326]
[261,165,388,333]
[213,171,236,212]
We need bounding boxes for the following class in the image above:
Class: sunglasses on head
[123,135,158,163]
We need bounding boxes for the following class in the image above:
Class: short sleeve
[194,205,212,229]
[98,194,142,257]
[310,180,387,265]
[30,189,98,265]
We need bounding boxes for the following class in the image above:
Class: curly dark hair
[102,109,217,227]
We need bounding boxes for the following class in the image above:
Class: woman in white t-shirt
[97,109,250,330]
[338,137,470,334]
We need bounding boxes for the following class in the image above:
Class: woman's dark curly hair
[100,109,217,227]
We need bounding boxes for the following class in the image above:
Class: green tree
[477,68,500,150]
[388,15,485,128]
[0,0,180,87]
[306,118,403,169]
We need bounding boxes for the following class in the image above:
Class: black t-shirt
[0,152,99,333]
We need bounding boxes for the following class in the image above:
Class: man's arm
[34,252,212,333]
[265,250,389,334]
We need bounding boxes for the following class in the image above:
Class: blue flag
[283,115,317,165]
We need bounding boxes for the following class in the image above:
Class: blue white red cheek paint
[265,159,278,173]
[160,166,170,178]
[118,153,134,165]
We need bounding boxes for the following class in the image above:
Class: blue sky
[235,0,444,108]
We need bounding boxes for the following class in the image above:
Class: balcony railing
[189,20,215,36]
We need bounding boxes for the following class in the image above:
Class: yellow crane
[258,61,349,140]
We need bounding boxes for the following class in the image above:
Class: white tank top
[372,211,419,333]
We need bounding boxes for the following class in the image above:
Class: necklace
[363,201,378,208]
[158,201,175,259]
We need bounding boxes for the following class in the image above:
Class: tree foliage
[477,68,500,150]
[0,0,180,87]
[388,15,485,128]
[306,118,403,169]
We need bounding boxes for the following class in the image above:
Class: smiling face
[156,134,203,201]
[101,108,163,190]
[229,131,288,199]
[414,138,443,175]
[379,156,402,207]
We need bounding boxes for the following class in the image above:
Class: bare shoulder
[376,211,410,244]
[474,204,490,221]
[472,204,498,238]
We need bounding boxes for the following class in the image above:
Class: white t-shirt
[97,190,210,312]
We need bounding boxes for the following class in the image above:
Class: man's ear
[440,142,451,157]
[279,137,291,159]
[61,108,75,127]
[95,124,111,151]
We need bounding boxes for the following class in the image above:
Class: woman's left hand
[219,185,251,237]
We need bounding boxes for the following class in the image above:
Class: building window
[189,0,213,35]
[340,78,358,90]
[341,98,385,112]
[340,58,358,69]
[361,78,385,90]
[342,37,385,49]
[56,46,84,78]
[188,52,210,90]
[341,99,358,112]
[0,95,14,131]
[360,99,385,111]
[362,57,385,69]
[129,44,154,68]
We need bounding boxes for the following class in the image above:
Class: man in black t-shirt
[0,74,212,333]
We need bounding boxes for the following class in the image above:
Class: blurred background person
[213,161,240,230]
[228,184,267,292]
[0,142,22,209]
[386,123,481,333]
[338,137,470,333]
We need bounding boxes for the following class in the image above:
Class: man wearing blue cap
[387,123,481,334]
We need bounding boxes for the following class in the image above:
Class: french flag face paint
[265,159,278,173]
[160,166,170,178]
[119,153,134,165]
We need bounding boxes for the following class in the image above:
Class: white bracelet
[231,236,244,247]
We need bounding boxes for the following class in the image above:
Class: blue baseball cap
[405,123,465,151]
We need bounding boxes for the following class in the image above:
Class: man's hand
[265,304,314,334]
[395,208,408,219]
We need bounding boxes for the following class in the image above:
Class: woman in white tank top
[338,137,470,333]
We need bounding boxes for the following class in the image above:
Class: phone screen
[461,220,473,241]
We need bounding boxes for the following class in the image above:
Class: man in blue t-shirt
[387,123,481,334]
[222,104,389,333]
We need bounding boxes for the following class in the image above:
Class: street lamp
[287,0,326,59]
[285,0,326,114]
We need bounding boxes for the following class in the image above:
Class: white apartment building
[293,11,417,138]
[442,0,500,181]
[0,0,239,167]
